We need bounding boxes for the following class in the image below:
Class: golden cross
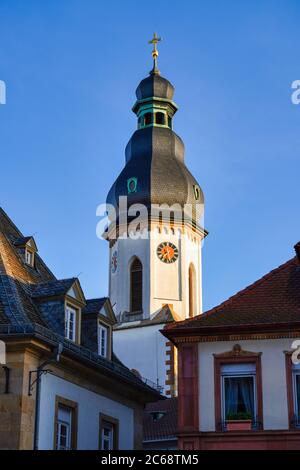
[148,32,161,60]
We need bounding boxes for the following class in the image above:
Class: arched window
[155,112,165,125]
[188,264,196,318]
[130,258,143,312]
[144,113,152,126]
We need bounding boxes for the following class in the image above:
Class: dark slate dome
[106,70,204,224]
[136,74,174,101]
[107,127,204,213]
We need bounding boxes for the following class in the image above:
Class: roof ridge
[86,297,107,302]
[0,207,23,238]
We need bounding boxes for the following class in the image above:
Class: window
[25,249,34,267]
[57,406,72,450]
[99,414,118,450]
[188,264,196,318]
[98,323,108,357]
[155,112,165,125]
[54,397,78,450]
[144,112,152,126]
[293,364,300,426]
[221,363,256,422]
[214,350,263,431]
[65,305,76,342]
[130,258,143,313]
[168,116,172,128]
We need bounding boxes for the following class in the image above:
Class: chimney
[294,242,300,262]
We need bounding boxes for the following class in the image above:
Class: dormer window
[65,305,77,342]
[98,323,108,357]
[25,248,34,267]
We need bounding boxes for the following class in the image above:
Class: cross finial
[148,32,162,75]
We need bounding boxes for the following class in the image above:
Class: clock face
[157,242,179,264]
[111,250,118,273]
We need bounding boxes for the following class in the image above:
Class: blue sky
[1,0,300,311]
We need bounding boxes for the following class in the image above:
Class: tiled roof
[83,298,107,314]
[166,249,300,333]
[143,398,178,441]
[29,278,77,298]
[0,207,161,398]
[12,236,33,247]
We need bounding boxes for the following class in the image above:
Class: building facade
[164,242,300,450]
[0,208,161,450]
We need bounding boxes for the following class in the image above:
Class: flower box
[226,419,252,431]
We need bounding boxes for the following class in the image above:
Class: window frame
[129,257,143,313]
[285,352,300,428]
[54,396,78,450]
[221,366,257,423]
[99,413,119,450]
[214,352,263,431]
[65,304,77,342]
[293,370,300,426]
[25,248,34,267]
[98,322,108,357]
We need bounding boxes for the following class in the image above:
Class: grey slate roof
[29,278,77,298]
[136,73,174,101]
[83,297,107,314]
[0,207,161,397]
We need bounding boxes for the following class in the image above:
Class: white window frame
[57,406,72,450]
[25,248,34,267]
[221,364,257,422]
[65,305,76,342]
[98,323,108,357]
[101,422,114,450]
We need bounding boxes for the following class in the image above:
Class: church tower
[106,36,206,394]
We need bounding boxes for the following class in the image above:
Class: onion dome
[106,35,204,226]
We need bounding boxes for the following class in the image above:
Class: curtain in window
[224,376,254,418]
[240,377,254,415]
[225,377,239,415]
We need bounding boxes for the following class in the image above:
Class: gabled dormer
[30,278,86,344]
[13,236,38,268]
[81,298,116,360]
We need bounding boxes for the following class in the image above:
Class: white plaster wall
[198,339,292,431]
[109,225,203,322]
[109,235,150,319]
[113,324,167,392]
[38,373,134,450]
[150,228,202,320]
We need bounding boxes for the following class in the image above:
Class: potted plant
[226,412,253,431]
